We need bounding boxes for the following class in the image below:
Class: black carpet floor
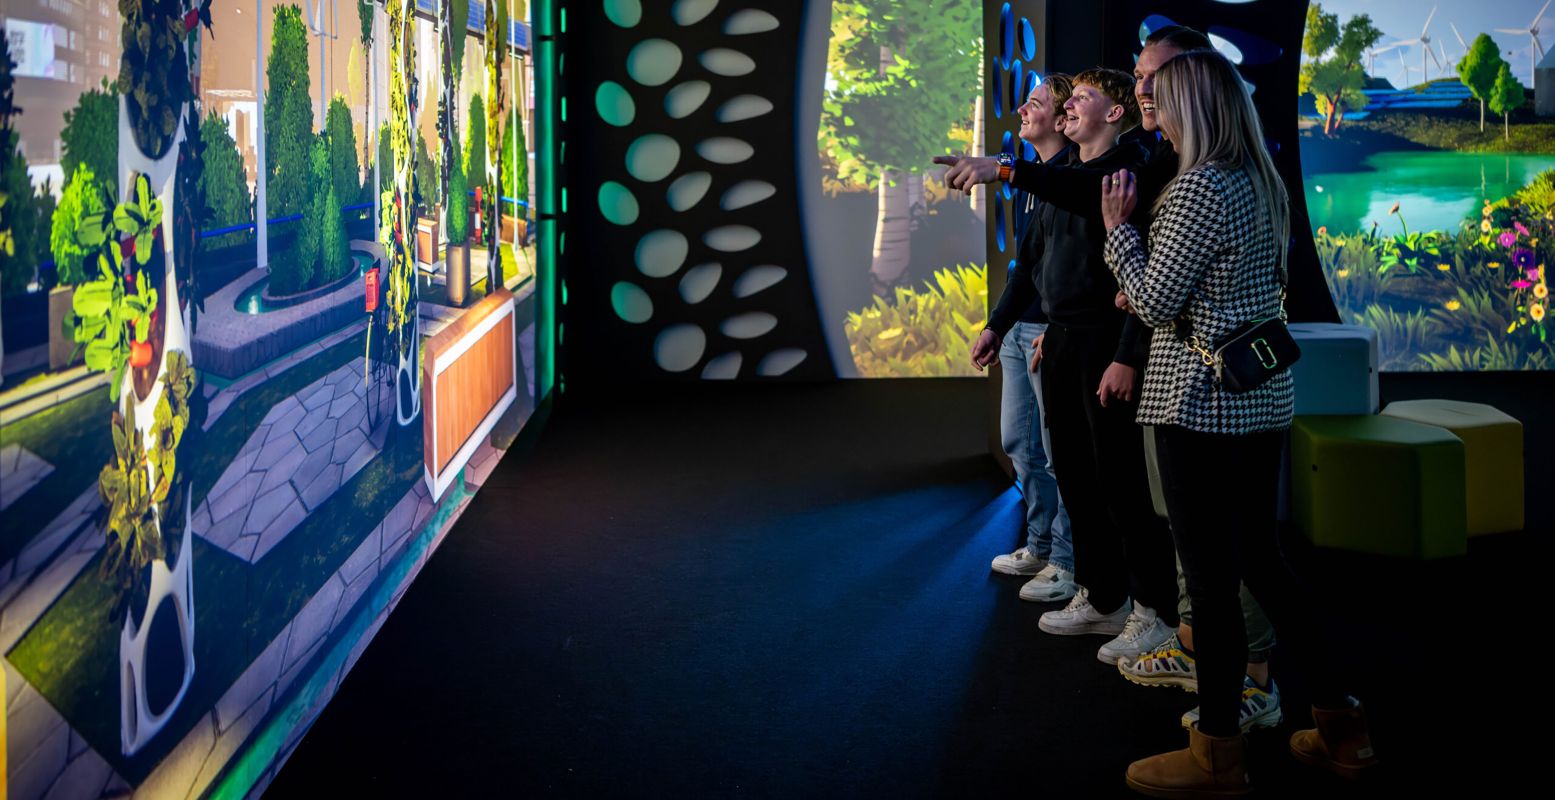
[268,377,1546,797]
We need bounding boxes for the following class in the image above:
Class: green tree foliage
[1,132,40,296]
[1490,62,1527,143]
[320,178,350,283]
[465,93,486,194]
[326,95,360,210]
[416,129,439,214]
[52,165,109,285]
[821,0,981,185]
[61,80,119,199]
[450,0,469,78]
[378,121,393,195]
[1459,34,1505,133]
[501,118,527,214]
[198,113,253,248]
[447,150,468,242]
[1299,3,1381,135]
[266,5,315,218]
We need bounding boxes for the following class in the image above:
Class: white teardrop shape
[716,95,774,123]
[756,349,807,377]
[626,134,681,183]
[666,172,713,212]
[654,325,706,372]
[696,137,754,164]
[610,282,653,323]
[723,9,780,35]
[720,312,778,339]
[679,263,722,304]
[664,81,712,118]
[701,352,743,380]
[627,39,683,87]
[672,0,719,25]
[700,48,757,77]
[703,226,762,252]
[732,266,787,298]
[635,230,689,278]
[720,180,776,211]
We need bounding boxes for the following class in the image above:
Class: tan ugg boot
[1289,699,1378,780]
[1126,724,1251,798]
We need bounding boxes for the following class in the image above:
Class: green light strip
[535,0,558,400]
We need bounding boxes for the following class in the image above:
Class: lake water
[1303,151,1555,235]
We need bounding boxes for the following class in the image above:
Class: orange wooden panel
[434,315,514,471]
[423,289,517,481]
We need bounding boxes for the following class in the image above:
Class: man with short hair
[977,74,1077,604]
[1008,67,1178,666]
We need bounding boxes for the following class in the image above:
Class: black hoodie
[1022,140,1151,366]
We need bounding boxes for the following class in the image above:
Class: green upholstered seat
[1380,400,1524,536]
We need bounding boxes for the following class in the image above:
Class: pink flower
[1500,231,1518,248]
[1531,268,1543,280]
[1513,280,1535,289]
[1516,221,1532,236]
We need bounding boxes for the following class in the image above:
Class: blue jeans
[999,321,1073,570]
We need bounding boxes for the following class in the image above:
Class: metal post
[256,0,268,269]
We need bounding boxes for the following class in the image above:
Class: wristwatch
[997,152,1015,183]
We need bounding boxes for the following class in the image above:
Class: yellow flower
[1437,263,1451,271]
[1509,320,1520,333]
[1481,219,1493,232]
[1534,304,1547,322]
[1335,268,1350,278]
[1536,283,1549,299]
[1445,299,1462,311]
[1489,261,1502,269]
[1483,204,1493,217]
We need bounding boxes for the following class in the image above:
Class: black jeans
[1040,323,1177,621]
[1154,424,1346,737]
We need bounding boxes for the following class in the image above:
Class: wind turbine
[1395,6,1444,85]
[1398,47,1424,89]
[304,0,341,123]
[1450,20,1469,62]
[1495,0,1551,88]
[1436,41,1452,78]
[1365,43,1401,76]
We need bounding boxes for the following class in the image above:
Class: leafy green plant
[416,129,439,214]
[1349,304,1439,371]
[266,5,315,218]
[70,174,162,401]
[1419,335,1552,371]
[51,165,110,286]
[198,112,253,248]
[501,118,526,215]
[845,264,987,377]
[98,403,162,617]
[61,79,119,199]
[117,0,212,158]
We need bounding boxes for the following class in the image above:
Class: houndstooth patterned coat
[1103,163,1295,434]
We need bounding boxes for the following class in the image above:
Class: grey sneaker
[1097,604,1175,665]
[1038,589,1131,636]
[991,547,1047,576]
[1181,676,1284,731]
[1018,563,1077,602]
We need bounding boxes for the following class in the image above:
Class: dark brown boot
[1126,724,1251,798]
[1289,699,1379,780]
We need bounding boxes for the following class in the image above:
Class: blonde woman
[1099,50,1376,797]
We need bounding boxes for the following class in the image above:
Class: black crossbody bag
[1179,265,1300,394]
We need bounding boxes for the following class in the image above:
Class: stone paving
[194,359,393,564]
[0,444,53,511]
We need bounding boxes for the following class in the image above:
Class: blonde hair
[1151,50,1290,278]
[1073,68,1141,131]
[1043,73,1075,112]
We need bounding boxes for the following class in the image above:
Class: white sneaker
[1038,589,1131,636]
[990,547,1047,576]
[1019,563,1077,602]
[1097,604,1175,665]
[1181,677,1284,731]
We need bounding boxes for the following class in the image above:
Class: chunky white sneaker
[1181,677,1284,732]
[1097,604,1175,665]
[991,548,1047,576]
[1038,589,1131,636]
[1019,563,1077,602]
[1118,634,1199,692]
